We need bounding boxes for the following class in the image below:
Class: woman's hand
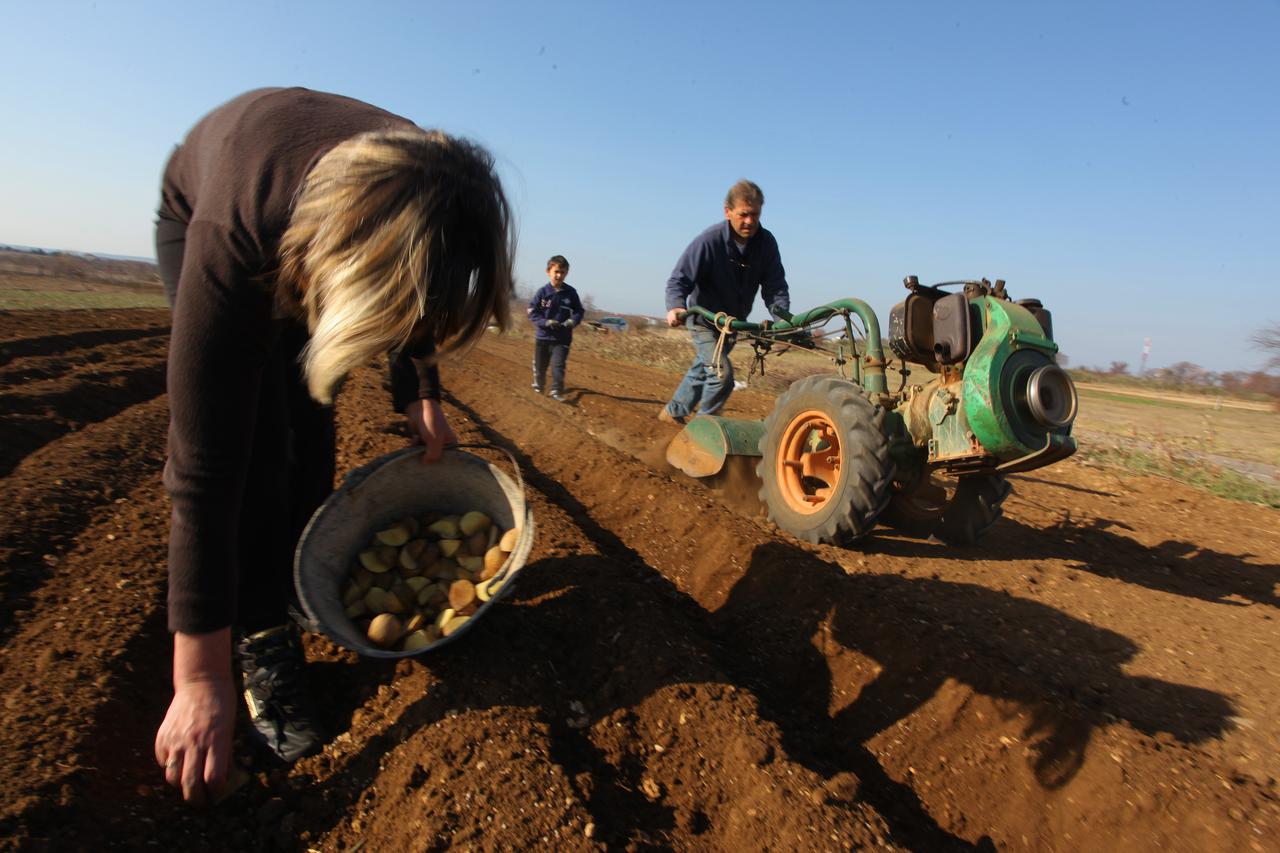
[404,398,458,462]
[155,628,235,804]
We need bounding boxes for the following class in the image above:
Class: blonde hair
[279,128,514,403]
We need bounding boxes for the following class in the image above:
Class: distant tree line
[1073,322,1280,402]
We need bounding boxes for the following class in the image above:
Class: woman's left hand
[404,398,458,462]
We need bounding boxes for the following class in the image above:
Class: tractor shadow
[716,542,1235,790]
[873,513,1280,609]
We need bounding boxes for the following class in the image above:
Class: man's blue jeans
[665,324,736,418]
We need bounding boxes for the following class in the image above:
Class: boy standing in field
[527,255,584,402]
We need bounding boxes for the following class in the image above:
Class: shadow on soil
[294,409,1236,852]
[565,387,666,407]
[874,514,1280,609]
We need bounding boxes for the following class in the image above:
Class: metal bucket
[293,446,535,658]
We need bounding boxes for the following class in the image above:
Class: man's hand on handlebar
[666,308,685,328]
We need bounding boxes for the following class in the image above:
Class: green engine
[886,277,1077,490]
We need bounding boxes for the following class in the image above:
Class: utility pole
[1139,337,1150,376]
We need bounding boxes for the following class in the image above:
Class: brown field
[1,268,1278,850]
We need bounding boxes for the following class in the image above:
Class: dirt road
[1,309,1276,851]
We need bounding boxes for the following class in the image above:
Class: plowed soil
[1,308,1277,851]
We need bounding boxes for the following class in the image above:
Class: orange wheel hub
[773,409,843,515]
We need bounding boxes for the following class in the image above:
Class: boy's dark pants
[532,341,570,393]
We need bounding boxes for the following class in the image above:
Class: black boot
[235,625,324,763]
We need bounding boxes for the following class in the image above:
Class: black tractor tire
[881,473,1011,545]
[756,375,895,546]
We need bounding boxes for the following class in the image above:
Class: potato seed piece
[359,548,391,573]
[401,629,434,652]
[399,538,428,572]
[457,555,483,574]
[404,576,429,593]
[342,582,364,607]
[481,546,505,580]
[427,519,460,540]
[363,587,389,613]
[499,527,519,552]
[375,523,411,547]
[345,600,369,618]
[442,614,469,637]
[459,511,491,537]
[449,579,476,611]
[433,607,456,630]
[367,613,403,648]
[437,539,462,558]
[404,613,427,633]
[475,578,492,602]
[386,583,414,614]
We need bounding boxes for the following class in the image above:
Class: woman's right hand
[155,628,236,804]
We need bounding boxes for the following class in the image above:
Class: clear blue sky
[2,1,1277,372]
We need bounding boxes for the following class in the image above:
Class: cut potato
[442,614,469,637]
[499,527,519,552]
[449,579,476,611]
[459,511,491,537]
[481,546,505,580]
[401,629,434,651]
[363,587,388,613]
[375,522,412,547]
[427,519,460,540]
[368,613,402,648]
[399,538,428,572]
[358,548,392,573]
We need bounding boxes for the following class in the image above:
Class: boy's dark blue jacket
[664,221,789,325]
[528,282,585,344]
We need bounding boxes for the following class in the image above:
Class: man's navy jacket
[664,220,790,326]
